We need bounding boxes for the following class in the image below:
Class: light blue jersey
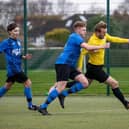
[55,33,84,67]
[0,38,22,77]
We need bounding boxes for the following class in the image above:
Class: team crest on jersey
[12,42,15,46]
[12,48,21,56]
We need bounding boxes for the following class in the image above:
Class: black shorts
[6,72,28,83]
[85,63,109,83]
[55,64,81,82]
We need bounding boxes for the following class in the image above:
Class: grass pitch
[0,67,129,96]
[0,96,129,129]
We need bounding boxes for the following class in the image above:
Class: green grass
[0,67,129,95]
[0,96,129,129]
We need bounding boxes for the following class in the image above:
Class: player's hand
[89,50,98,53]
[104,42,110,49]
[77,68,82,72]
[24,53,32,60]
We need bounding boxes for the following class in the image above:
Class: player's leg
[66,81,77,88]
[58,72,93,108]
[86,64,129,109]
[62,74,89,96]
[38,64,69,115]
[58,71,89,108]
[57,75,89,108]
[105,76,129,109]
[65,78,93,88]
[93,65,129,109]
[23,79,38,110]
[0,82,13,97]
[60,65,89,96]
[15,72,38,110]
[0,76,15,97]
[39,81,67,115]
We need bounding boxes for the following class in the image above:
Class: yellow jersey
[77,33,129,70]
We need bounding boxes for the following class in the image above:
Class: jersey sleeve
[106,33,129,43]
[77,48,88,70]
[0,40,8,53]
[75,34,85,46]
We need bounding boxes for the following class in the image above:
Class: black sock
[66,81,77,88]
[112,87,127,106]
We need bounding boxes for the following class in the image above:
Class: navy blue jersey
[0,38,22,77]
[55,33,84,67]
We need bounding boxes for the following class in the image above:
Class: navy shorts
[6,72,28,83]
[85,63,109,83]
[55,64,81,82]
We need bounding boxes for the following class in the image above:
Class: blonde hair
[73,21,86,29]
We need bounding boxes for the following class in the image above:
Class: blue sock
[0,86,8,97]
[24,87,33,107]
[40,88,59,109]
[61,90,68,97]
[61,82,84,96]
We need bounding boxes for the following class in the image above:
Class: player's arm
[0,41,8,53]
[81,42,110,51]
[106,33,129,43]
[77,48,88,71]
[78,41,110,71]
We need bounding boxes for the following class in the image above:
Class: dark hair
[94,21,107,32]
[73,21,86,29]
[7,23,18,32]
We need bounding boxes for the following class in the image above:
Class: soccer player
[0,23,38,111]
[58,21,129,110]
[38,21,110,115]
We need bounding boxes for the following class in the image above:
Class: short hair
[73,21,86,29]
[7,23,18,32]
[94,21,107,32]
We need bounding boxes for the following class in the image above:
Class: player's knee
[5,83,13,90]
[5,86,11,90]
[111,80,119,88]
[56,81,67,92]
[82,80,89,88]
[114,80,119,87]
[24,79,32,87]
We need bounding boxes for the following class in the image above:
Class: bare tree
[0,0,23,27]
[87,2,105,14]
[28,0,53,16]
[56,0,78,16]
[117,0,129,14]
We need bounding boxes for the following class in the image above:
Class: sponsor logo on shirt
[12,48,21,56]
